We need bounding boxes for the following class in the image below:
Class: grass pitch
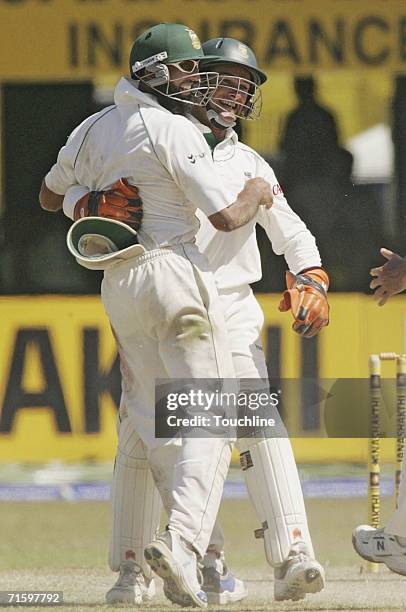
[0,494,405,609]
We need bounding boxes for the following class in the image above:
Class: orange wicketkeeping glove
[278,268,330,338]
[74,178,143,230]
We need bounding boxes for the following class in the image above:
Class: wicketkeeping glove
[278,268,330,338]
[73,178,143,231]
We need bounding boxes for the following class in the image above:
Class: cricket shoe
[274,544,325,601]
[201,564,248,604]
[105,561,156,605]
[352,525,406,576]
[144,529,207,608]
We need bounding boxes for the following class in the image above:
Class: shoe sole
[144,541,207,609]
[105,587,140,605]
[384,559,406,577]
[351,533,384,564]
[275,567,325,602]
[206,587,248,605]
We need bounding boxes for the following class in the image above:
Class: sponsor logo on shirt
[187,152,206,164]
[272,183,284,196]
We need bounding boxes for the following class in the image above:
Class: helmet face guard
[208,74,263,120]
[132,52,219,107]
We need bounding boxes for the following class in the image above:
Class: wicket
[367,353,406,572]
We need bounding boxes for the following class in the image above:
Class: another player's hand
[370,248,406,306]
[74,178,143,230]
[278,268,330,338]
[245,178,273,209]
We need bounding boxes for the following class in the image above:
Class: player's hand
[73,178,143,230]
[245,178,273,209]
[278,268,330,338]
[370,248,406,306]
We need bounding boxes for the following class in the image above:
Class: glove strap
[87,191,102,216]
[293,274,327,298]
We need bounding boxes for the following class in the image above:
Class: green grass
[0,496,404,610]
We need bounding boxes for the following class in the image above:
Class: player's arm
[256,163,321,271]
[255,159,329,336]
[39,111,104,213]
[156,117,272,232]
[208,178,272,232]
[370,248,406,305]
[39,179,64,211]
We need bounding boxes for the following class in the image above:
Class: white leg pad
[109,415,162,578]
[148,438,232,558]
[237,436,314,566]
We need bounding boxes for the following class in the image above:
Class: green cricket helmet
[200,38,267,123]
[129,24,219,107]
[201,38,267,85]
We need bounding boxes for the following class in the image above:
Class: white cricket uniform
[47,77,238,556]
[60,105,323,569]
[191,119,321,564]
[107,119,324,573]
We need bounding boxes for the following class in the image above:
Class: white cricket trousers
[210,287,315,564]
[101,244,235,556]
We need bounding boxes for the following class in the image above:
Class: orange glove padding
[278,268,330,338]
[74,178,143,230]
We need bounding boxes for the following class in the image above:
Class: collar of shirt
[186,114,238,160]
[114,77,172,113]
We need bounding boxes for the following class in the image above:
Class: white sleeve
[44,113,101,196]
[155,116,233,217]
[256,159,322,273]
[63,185,89,220]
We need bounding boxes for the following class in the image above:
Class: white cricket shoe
[201,565,248,604]
[274,544,325,602]
[144,529,207,608]
[352,525,406,576]
[105,561,156,605]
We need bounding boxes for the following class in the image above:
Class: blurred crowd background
[0,0,404,296]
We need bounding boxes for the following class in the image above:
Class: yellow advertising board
[0,0,406,80]
[0,293,405,463]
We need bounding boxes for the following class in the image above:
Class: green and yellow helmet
[130,24,209,75]
[129,24,219,107]
[201,38,267,85]
[200,38,266,122]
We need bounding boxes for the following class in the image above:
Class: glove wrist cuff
[298,268,329,292]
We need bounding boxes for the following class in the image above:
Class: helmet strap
[207,108,236,129]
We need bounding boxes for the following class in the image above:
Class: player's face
[209,64,253,119]
[168,61,201,97]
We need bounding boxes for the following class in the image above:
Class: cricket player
[61,38,329,606]
[39,23,273,609]
[353,247,406,575]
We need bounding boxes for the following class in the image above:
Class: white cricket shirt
[46,77,234,249]
[190,118,322,291]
